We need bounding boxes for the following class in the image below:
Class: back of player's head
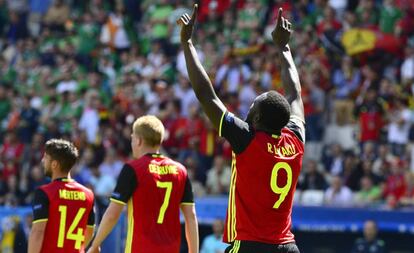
[133,115,165,147]
[248,91,291,134]
[44,139,79,173]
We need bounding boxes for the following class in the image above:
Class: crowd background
[0,0,414,229]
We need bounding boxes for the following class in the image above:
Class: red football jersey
[33,178,95,253]
[220,112,304,244]
[110,154,194,253]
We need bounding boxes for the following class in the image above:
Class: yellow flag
[341,29,376,55]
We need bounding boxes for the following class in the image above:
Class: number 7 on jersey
[156,181,173,224]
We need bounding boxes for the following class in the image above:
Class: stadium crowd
[0,0,413,217]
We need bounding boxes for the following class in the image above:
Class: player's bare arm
[177,4,227,130]
[272,8,305,124]
[28,221,47,253]
[85,225,95,248]
[181,204,199,253]
[87,202,124,253]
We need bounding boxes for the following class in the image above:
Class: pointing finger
[191,4,198,21]
[277,7,283,24]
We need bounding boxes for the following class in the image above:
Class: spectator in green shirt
[146,0,173,39]
[354,176,382,207]
[379,0,403,34]
[0,85,11,123]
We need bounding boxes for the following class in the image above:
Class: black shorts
[225,240,300,253]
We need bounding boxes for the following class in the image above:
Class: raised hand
[177,4,198,43]
[271,8,292,49]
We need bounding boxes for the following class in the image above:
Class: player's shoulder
[282,120,305,144]
[70,180,94,198]
[127,156,146,168]
[34,185,49,198]
[38,180,56,193]
[162,156,187,172]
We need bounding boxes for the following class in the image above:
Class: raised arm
[272,8,304,124]
[178,4,227,130]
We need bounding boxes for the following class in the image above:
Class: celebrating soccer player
[87,115,199,253]
[28,139,96,253]
[178,5,304,253]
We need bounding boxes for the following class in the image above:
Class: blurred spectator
[185,156,206,198]
[4,175,24,205]
[200,219,227,253]
[383,160,407,209]
[76,12,99,67]
[88,165,116,221]
[145,0,173,40]
[236,0,264,42]
[379,0,403,34]
[400,45,414,85]
[347,159,383,191]
[56,71,77,94]
[298,160,327,191]
[351,220,386,253]
[328,0,347,19]
[100,5,131,51]
[399,171,414,207]
[27,165,48,195]
[238,80,257,120]
[355,0,378,27]
[176,104,204,165]
[332,56,360,125]
[98,147,123,178]
[354,88,385,145]
[324,175,353,207]
[0,216,27,253]
[206,155,231,195]
[215,55,251,94]
[302,72,325,142]
[173,74,197,117]
[0,131,24,165]
[0,85,11,123]
[6,11,29,43]
[372,144,396,177]
[43,0,69,32]
[387,99,412,157]
[78,90,101,144]
[198,116,218,174]
[18,95,40,143]
[28,0,51,36]
[354,176,382,207]
[323,144,344,176]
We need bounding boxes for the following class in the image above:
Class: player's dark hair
[44,139,79,173]
[257,91,291,134]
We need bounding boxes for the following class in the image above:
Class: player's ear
[51,159,59,171]
[137,136,143,146]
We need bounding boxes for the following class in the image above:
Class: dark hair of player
[44,139,79,173]
[246,91,291,134]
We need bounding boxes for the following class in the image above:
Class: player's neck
[137,146,160,158]
[51,171,71,181]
